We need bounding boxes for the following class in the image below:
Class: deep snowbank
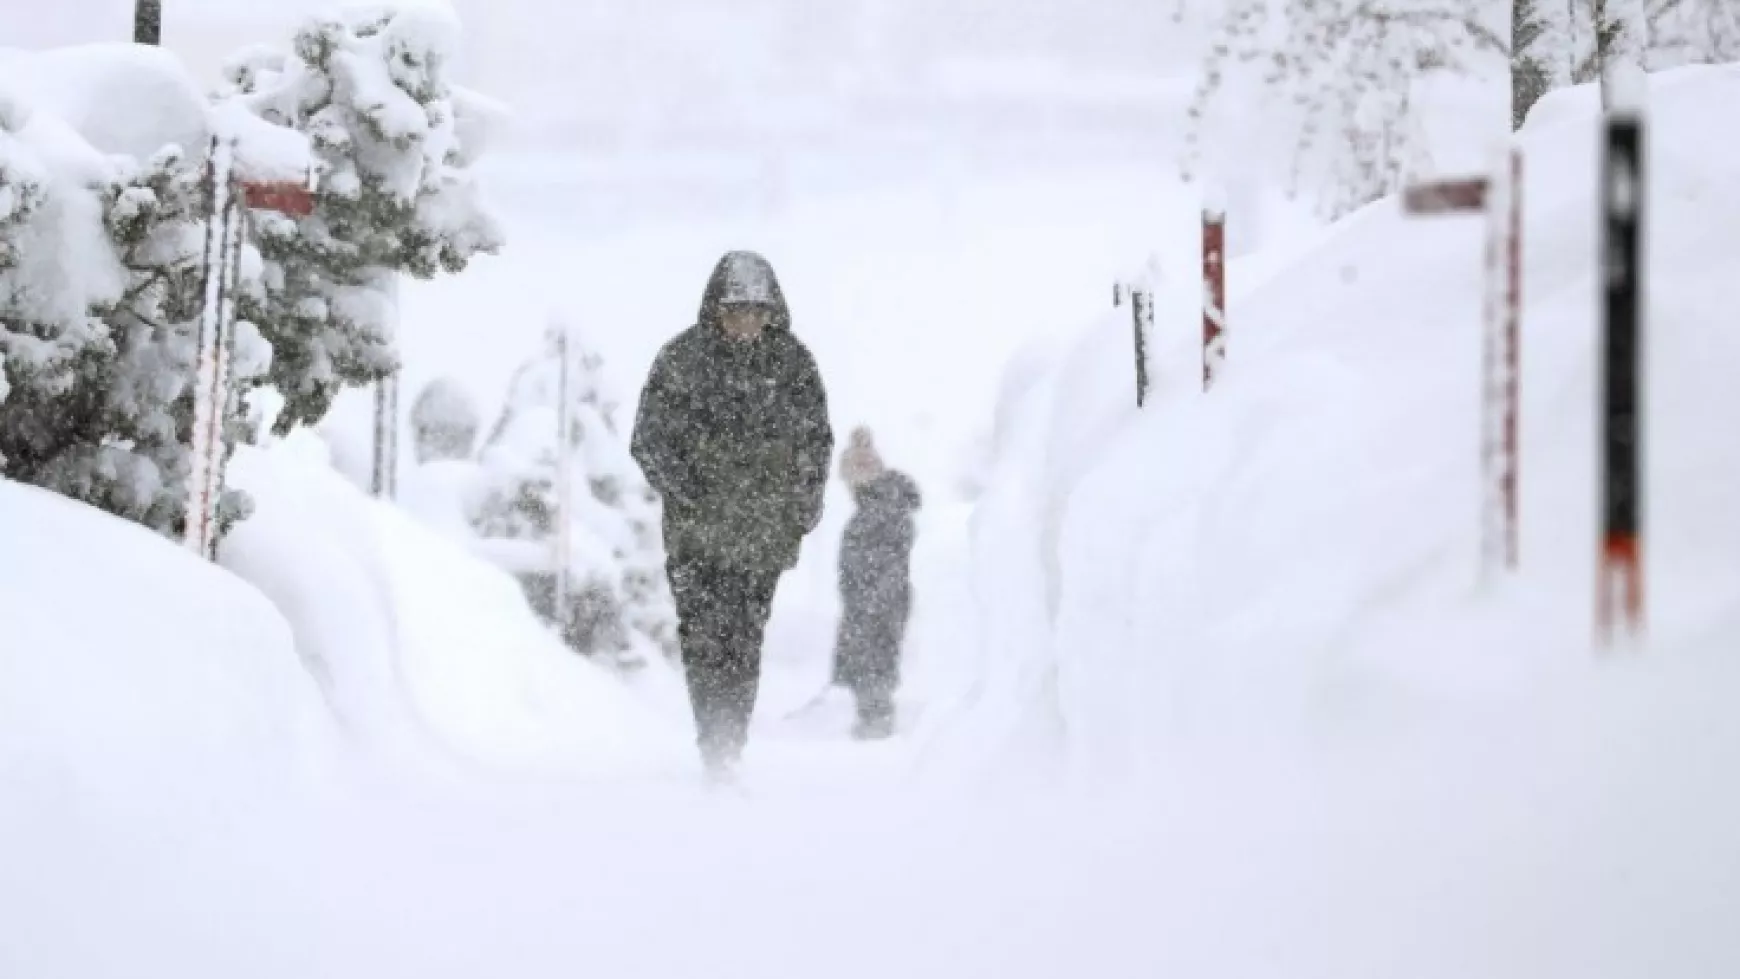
[222,435,688,780]
[0,478,331,979]
[0,477,333,800]
[958,63,1740,772]
[928,65,1740,970]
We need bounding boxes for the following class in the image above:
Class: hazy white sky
[9,0,1204,120]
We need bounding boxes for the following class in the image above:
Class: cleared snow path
[13,713,1736,979]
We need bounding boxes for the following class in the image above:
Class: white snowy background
[2,1,1738,977]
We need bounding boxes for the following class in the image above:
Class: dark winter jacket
[630,252,834,571]
[838,470,922,610]
[832,469,922,689]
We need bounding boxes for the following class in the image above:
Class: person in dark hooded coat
[831,427,922,740]
[630,250,834,779]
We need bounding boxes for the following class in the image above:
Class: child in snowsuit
[832,427,921,740]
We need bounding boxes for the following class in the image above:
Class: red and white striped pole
[1403,145,1523,585]
[186,137,239,558]
[186,141,316,559]
[1202,203,1226,391]
[1504,149,1522,572]
[1479,146,1524,576]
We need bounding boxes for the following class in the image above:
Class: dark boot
[851,687,896,740]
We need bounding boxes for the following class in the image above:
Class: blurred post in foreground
[1598,104,1646,651]
[135,0,161,45]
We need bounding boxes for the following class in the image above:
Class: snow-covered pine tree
[1680,0,1740,64]
[55,145,267,536]
[215,3,503,436]
[474,324,679,668]
[1569,0,1688,83]
[615,469,680,664]
[1583,0,1648,106]
[0,94,110,451]
[1513,0,1575,128]
[0,107,266,537]
[1523,0,1731,118]
[1184,0,1505,218]
[1622,0,1739,71]
[1509,0,1733,131]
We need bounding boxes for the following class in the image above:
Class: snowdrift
[0,478,338,979]
[954,63,1740,773]
[0,477,332,802]
[925,67,1740,971]
[222,435,688,780]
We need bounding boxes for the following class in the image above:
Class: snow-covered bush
[0,62,268,539]
[0,93,112,432]
[474,324,679,669]
[410,375,479,463]
[216,3,504,435]
[50,145,270,536]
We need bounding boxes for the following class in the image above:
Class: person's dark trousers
[837,606,906,738]
[667,552,781,767]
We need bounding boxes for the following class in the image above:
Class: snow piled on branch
[217,0,503,433]
[0,54,138,321]
[1184,0,1508,219]
[0,44,207,162]
[0,43,302,538]
[0,88,120,412]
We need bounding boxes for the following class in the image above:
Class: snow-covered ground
[3,1,1739,972]
[928,63,1740,972]
[952,64,1740,775]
